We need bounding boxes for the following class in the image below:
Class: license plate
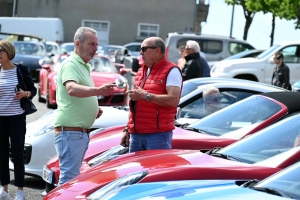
[98,95,104,99]
[42,165,53,184]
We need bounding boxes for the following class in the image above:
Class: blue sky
[201,0,300,50]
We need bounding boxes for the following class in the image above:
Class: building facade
[1,0,209,45]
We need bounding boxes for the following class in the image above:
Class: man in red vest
[120,37,182,152]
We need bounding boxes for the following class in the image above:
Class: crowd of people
[0,26,292,200]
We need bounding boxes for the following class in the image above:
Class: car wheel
[45,182,55,193]
[46,82,57,109]
[38,83,46,103]
[234,75,258,82]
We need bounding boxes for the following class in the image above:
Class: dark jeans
[129,131,173,153]
[0,113,26,187]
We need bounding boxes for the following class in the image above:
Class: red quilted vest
[128,57,181,134]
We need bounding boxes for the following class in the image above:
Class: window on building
[137,23,159,40]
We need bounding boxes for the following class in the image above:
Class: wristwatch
[145,93,151,101]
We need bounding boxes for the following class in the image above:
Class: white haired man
[182,40,210,81]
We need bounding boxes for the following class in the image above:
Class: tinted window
[281,45,300,63]
[229,42,255,55]
[180,90,254,120]
[177,38,223,54]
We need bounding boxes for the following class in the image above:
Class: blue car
[95,161,300,199]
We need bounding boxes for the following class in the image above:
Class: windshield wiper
[205,147,240,161]
[252,187,293,198]
[183,127,212,135]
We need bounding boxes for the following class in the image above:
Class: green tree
[246,0,280,47]
[225,0,255,41]
[277,0,300,29]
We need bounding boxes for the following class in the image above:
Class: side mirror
[131,58,140,73]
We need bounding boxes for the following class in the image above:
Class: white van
[0,17,64,43]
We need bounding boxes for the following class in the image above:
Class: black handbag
[17,66,37,115]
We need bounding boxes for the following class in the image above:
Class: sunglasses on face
[139,46,158,52]
[206,96,221,103]
[0,49,6,54]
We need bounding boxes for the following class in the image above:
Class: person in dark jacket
[271,52,291,90]
[182,40,210,81]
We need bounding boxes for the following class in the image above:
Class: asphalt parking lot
[8,83,52,200]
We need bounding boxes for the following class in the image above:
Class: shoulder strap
[16,64,27,91]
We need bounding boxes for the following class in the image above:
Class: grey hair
[186,40,200,52]
[73,27,97,43]
[152,37,165,53]
[203,86,220,99]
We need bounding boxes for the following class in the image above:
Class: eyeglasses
[0,49,6,54]
[206,96,221,103]
[139,46,158,52]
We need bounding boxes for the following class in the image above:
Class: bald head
[140,37,166,67]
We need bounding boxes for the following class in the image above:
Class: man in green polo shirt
[54,27,116,186]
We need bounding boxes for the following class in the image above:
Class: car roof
[260,92,300,113]
[166,32,251,44]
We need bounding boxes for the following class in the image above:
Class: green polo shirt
[54,52,98,128]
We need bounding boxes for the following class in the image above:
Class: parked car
[99,161,300,199]
[211,41,300,84]
[43,91,298,192]
[44,112,300,199]
[12,41,50,81]
[45,41,60,56]
[123,42,141,58]
[39,54,128,108]
[9,106,129,179]
[59,42,74,54]
[208,49,265,67]
[97,45,127,62]
[165,32,255,64]
[292,80,300,92]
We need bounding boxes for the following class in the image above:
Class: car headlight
[88,145,129,167]
[114,77,127,89]
[34,123,54,136]
[211,63,232,73]
[87,171,148,200]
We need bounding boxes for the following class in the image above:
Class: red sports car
[44,112,300,199]
[39,54,128,108]
[42,92,300,192]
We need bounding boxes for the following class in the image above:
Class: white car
[210,41,300,85]
[9,106,129,178]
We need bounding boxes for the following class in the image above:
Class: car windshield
[60,44,74,54]
[188,95,282,138]
[89,57,117,73]
[218,114,300,165]
[45,44,60,55]
[98,46,123,55]
[257,45,280,59]
[13,42,47,56]
[181,81,198,97]
[254,162,300,199]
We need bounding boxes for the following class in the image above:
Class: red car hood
[45,149,280,199]
[90,72,123,87]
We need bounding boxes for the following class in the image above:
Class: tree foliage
[225,0,255,40]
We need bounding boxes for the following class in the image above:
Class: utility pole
[229,5,235,38]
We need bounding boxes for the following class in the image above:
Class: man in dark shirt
[271,52,291,90]
[182,40,210,81]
